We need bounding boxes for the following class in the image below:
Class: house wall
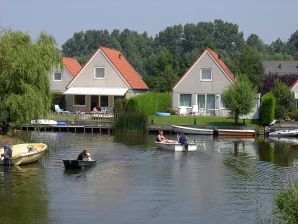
[173,52,233,113]
[50,67,73,93]
[70,50,129,88]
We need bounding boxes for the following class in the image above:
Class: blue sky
[0,0,297,47]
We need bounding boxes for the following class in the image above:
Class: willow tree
[222,76,256,124]
[0,30,61,134]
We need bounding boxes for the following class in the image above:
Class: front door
[91,95,99,111]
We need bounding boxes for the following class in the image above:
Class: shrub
[51,92,66,110]
[114,98,123,113]
[260,92,276,125]
[275,183,298,224]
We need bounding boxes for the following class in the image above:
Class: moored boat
[216,129,256,137]
[63,160,96,169]
[155,140,198,152]
[0,143,47,166]
[171,125,214,135]
[269,129,298,137]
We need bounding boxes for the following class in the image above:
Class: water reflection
[4,131,298,224]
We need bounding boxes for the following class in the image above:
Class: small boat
[31,119,57,125]
[155,112,171,116]
[269,136,298,145]
[0,143,47,166]
[171,125,214,135]
[216,129,256,137]
[155,140,198,152]
[269,129,298,137]
[63,160,96,169]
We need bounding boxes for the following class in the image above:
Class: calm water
[1,131,298,224]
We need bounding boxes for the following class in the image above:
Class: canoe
[63,160,96,169]
[31,119,57,125]
[171,125,214,135]
[155,112,171,116]
[0,143,47,166]
[155,141,198,152]
[216,129,256,137]
[269,129,298,137]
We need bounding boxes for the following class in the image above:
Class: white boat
[269,136,298,145]
[171,125,214,135]
[31,119,57,125]
[155,140,198,152]
[269,129,298,137]
[0,143,47,166]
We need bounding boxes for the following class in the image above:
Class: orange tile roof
[100,47,149,90]
[63,57,82,78]
[206,48,235,81]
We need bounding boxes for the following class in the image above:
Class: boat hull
[171,125,214,135]
[155,141,197,152]
[0,143,47,166]
[63,160,96,169]
[216,129,256,137]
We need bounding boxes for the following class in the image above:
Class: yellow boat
[0,143,47,166]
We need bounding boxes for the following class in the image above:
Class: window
[200,68,212,81]
[100,95,109,107]
[74,95,85,105]
[94,67,105,79]
[180,94,191,107]
[53,72,62,81]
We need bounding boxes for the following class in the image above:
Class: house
[264,60,298,76]
[172,48,235,116]
[64,46,149,112]
[50,57,82,93]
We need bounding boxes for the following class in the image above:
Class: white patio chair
[179,106,187,116]
[191,105,199,116]
[54,105,70,114]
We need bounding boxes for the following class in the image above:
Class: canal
[1,131,298,223]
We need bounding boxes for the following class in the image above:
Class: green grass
[150,115,260,126]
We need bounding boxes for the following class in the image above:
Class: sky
[0,0,297,48]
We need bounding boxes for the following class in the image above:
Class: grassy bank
[150,115,260,126]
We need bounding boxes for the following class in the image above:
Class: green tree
[0,30,61,134]
[222,76,256,124]
[287,30,298,59]
[235,45,264,90]
[260,92,276,125]
[271,79,295,119]
[246,33,266,52]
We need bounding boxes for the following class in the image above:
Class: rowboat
[216,129,256,137]
[171,125,214,135]
[269,129,298,137]
[155,140,198,152]
[63,160,96,169]
[0,143,47,166]
[31,119,57,125]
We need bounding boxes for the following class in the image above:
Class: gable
[68,49,131,89]
[173,49,234,93]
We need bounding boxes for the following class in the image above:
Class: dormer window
[200,68,212,81]
[94,67,105,79]
[53,72,62,81]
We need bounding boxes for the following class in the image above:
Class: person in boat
[2,144,12,165]
[84,152,92,161]
[156,130,168,143]
[77,149,89,160]
[178,132,189,151]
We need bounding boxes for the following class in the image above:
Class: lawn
[150,115,260,127]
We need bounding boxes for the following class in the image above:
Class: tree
[235,45,264,90]
[246,34,266,52]
[287,30,298,59]
[222,76,256,124]
[260,93,276,125]
[271,79,295,119]
[0,30,61,134]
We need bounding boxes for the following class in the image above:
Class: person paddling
[178,132,189,151]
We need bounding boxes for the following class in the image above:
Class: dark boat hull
[63,160,96,169]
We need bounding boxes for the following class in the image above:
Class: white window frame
[200,68,212,81]
[73,95,86,106]
[94,67,106,79]
[53,72,62,81]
